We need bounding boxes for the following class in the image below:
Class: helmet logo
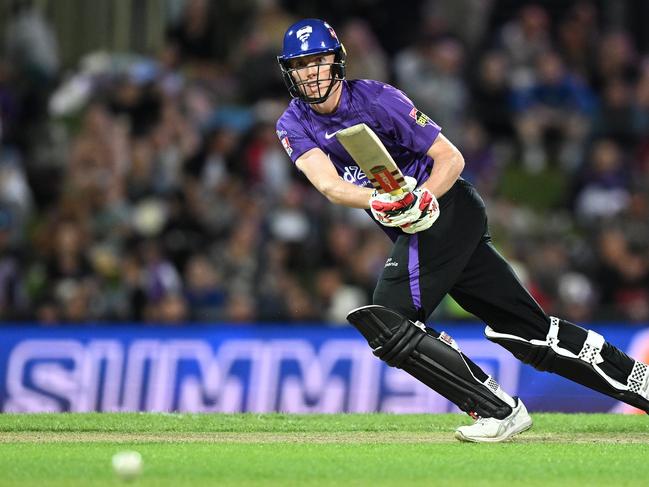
[296,26,313,43]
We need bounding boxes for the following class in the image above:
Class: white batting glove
[370,176,418,227]
[400,193,440,234]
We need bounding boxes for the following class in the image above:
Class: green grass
[0,413,648,486]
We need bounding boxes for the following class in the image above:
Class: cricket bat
[335,123,407,195]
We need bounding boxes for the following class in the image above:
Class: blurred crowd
[1,0,649,325]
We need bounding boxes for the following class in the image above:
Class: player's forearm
[421,151,465,198]
[320,180,373,209]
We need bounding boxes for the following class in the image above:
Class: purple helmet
[277,19,346,104]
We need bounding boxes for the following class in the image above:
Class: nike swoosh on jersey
[325,130,341,139]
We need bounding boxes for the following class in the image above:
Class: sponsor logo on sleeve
[409,107,433,127]
[281,136,293,156]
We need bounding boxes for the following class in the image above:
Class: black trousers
[371,179,649,411]
[373,178,549,340]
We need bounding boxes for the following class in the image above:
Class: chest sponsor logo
[342,166,368,185]
[409,107,433,127]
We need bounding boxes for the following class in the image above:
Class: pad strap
[486,322,626,390]
[578,330,605,365]
[547,317,560,347]
[628,361,649,400]
[485,317,649,413]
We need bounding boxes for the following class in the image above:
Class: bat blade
[335,123,406,195]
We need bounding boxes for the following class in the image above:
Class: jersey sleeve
[371,84,441,157]
[276,108,317,164]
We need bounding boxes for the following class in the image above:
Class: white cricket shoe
[454,398,533,443]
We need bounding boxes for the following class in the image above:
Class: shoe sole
[454,417,533,443]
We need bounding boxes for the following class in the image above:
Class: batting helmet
[277,19,346,104]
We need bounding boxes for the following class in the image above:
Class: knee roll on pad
[347,305,514,419]
[485,317,649,413]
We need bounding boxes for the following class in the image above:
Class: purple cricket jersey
[276,79,441,240]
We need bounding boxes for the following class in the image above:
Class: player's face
[289,53,336,98]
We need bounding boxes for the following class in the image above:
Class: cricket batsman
[275,19,649,442]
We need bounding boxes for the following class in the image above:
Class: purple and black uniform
[274,13,649,419]
[276,79,440,241]
[276,78,550,328]
[275,78,648,414]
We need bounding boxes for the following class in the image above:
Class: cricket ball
[111,450,143,481]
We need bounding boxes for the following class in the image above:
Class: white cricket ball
[111,450,143,481]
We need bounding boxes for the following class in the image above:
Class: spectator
[595,228,649,322]
[594,31,638,91]
[184,254,226,322]
[512,51,594,171]
[2,3,649,325]
[592,77,638,146]
[573,139,630,223]
[556,271,596,323]
[395,36,468,141]
[107,76,162,138]
[139,239,182,307]
[314,267,366,325]
[498,4,551,89]
[150,292,189,324]
[0,60,19,145]
[210,219,261,299]
[225,291,256,322]
[633,66,649,148]
[233,3,293,102]
[340,19,389,82]
[557,1,599,80]
[281,275,319,322]
[165,0,218,66]
[458,119,500,197]
[469,50,514,142]
[4,0,59,149]
[0,207,28,319]
[5,1,59,82]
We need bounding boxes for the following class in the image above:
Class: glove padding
[370,176,439,231]
[400,192,440,234]
[370,176,419,227]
